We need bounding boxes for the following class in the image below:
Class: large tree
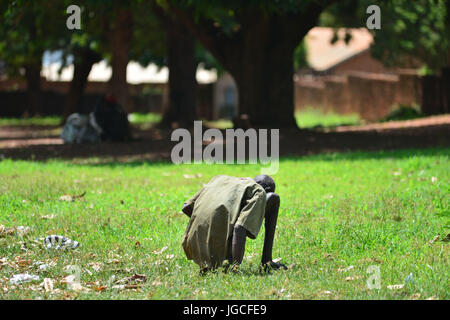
[0,0,67,116]
[158,0,338,128]
[133,1,223,128]
[149,3,198,128]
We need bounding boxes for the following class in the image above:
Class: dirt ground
[0,115,449,162]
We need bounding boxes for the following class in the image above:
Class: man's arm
[261,192,287,270]
[231,224,247,265]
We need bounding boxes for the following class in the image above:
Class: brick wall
[331,50,392,75]
[295,70,423,121]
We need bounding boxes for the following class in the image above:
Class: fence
[294,69,447,121]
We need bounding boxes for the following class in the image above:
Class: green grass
[0,116,61,127]
[203,109,362,129]
[295,108,361,128]
[0,108,361,130]
[0,113,162,128]
[127,113,162,125]
[0,148,449,300]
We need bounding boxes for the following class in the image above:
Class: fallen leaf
[41,214,55,220]
[59,195,74,202]
[128,273,147,283]
[410,293,421,300]
[61,275,90,292]
[192,289,202,295]
[429,235,440,245]
[345,276,362,281]
[0,225,15,237]
[106,259,121,264]
[41,278,54,292]
[59,191,86,202]
[338,265,354,273]
[323,253,334,260]
[125,284,142,290]
[152,246,168,255]
[94,286,107,292]
[387,284,404,290]
[16,226,30,237]
[88,262,103,272]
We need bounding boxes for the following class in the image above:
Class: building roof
[305,27,374,71]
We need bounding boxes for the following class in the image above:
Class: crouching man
[181,174,287,272]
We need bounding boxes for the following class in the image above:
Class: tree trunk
[169,2,332,128]
[421,75,442,115]
[225,17,298,128]
[24,61,42,117]
[441,67,450,114]
[63,48,101,122]
[161,20,198,128]
[108,6,132,112]
[231,42,297,128]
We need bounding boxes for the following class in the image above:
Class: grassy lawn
[0,148,448,300]
[295,108,361,128]
[0,110,360,130]
[0,116,62,127]
[0,114,162,128]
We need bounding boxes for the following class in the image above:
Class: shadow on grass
[68,147,450,169]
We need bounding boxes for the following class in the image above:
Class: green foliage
[293,40,308,71]
[370,0,449,72]
[321,0,450,72]
[382,105,424,122]
[0,0,68,75]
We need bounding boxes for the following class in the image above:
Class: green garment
[182,175,267,269]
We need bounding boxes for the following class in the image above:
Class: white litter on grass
[16,226,31,237]
[44,235,80,250]
[404,273,414,284]
[10,274,40,285]
[34,261,53,271]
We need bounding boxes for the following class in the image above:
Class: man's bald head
[253,174,275,193]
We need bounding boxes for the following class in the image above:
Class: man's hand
[182,202,193,217]
[261,260,288,272]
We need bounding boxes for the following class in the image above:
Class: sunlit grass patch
[0,116,61,127]
[295,108,361,128]
[0,148,448,299]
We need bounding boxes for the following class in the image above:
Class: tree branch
[288,0,341,44]
[163,2,237,67]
